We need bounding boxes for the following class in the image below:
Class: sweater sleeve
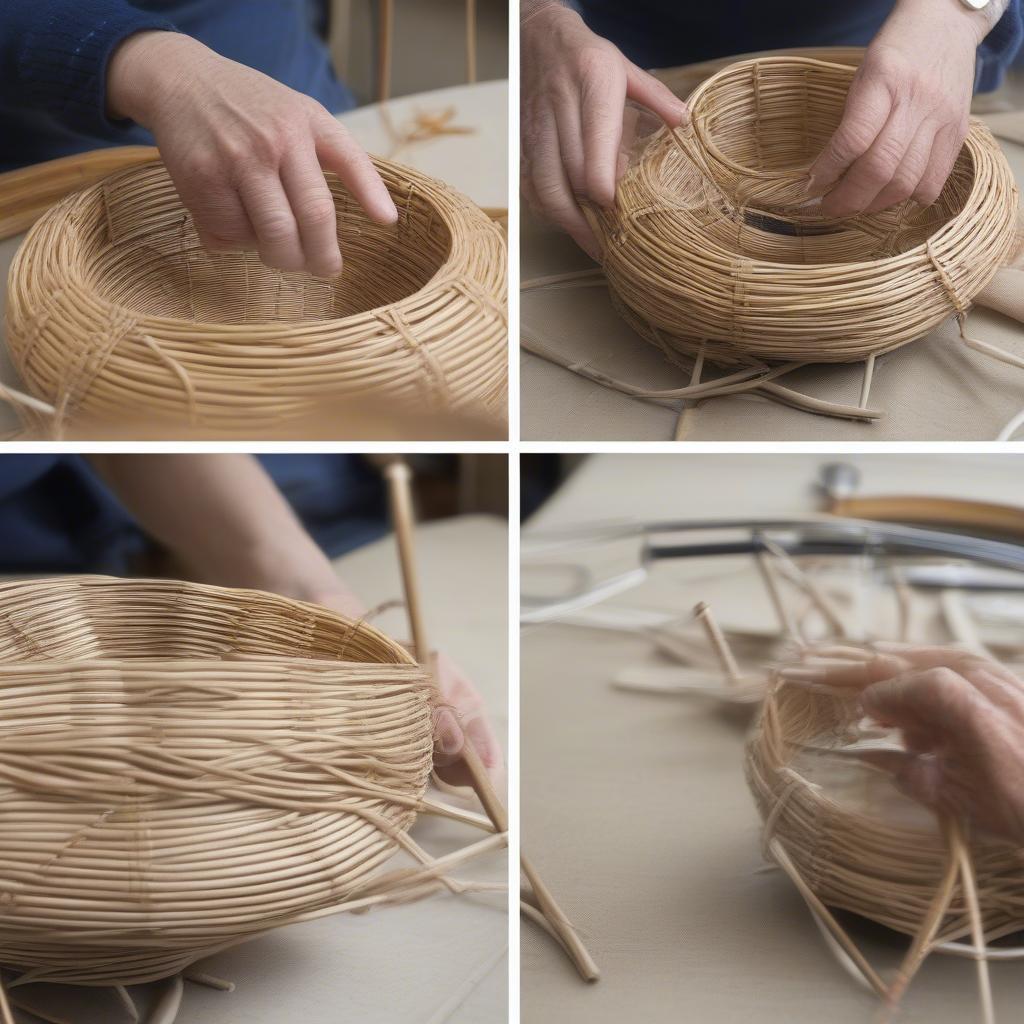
[976,0,1023,92]
[0,1,177,137]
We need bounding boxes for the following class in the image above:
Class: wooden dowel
[378,0,394,102]
[384,457,600,982]
[693,602,742,686]
[466,0,477,84]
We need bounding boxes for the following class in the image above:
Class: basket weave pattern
[6,159,507,434]
[0,577,434,987]
[592,57,1019,365]
[746,676,1024,945]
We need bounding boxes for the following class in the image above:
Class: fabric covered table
[521,454,1024,1022]
[521,51,1024,441]
[0,80,508,436]
[8,514,508,1024]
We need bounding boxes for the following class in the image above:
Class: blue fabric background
[575,0,1023,93]
[0,456,386,573]
[0,0,355,171]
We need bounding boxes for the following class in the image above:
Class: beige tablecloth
[15,515,508,1024]
[521,59,1024,441]
[522,454,1024,1023]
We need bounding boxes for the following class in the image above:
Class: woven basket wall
[746,677,1024,942]
[0,576,434,987]
[591,56,1019,365]
[5,158,507,435]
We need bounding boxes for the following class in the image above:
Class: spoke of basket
[859,353,876,411]
[115,985,140,1022]
[755,546,803,644]
[148,974,184,1024]
[769,839,887,998]
[950,818,996,1024]
[884,824,960,1015]
[0,971,14,1024]
[383,458,600,982]
[757,535,849,639]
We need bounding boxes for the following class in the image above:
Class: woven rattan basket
[589,55,1019,367]
[5,158,507,437]
[746,666,1024,1011]
[0,576,436,990]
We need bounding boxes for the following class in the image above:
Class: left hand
[315,595,504,789]
[808,0,987,217]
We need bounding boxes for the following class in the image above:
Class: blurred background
[330,0,508,101]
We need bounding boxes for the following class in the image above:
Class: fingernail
[677,103,690,127]
[778,667,822,680]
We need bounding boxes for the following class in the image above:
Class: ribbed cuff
[17,1,176,135]
[975,1,1023,92]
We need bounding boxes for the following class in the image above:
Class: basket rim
[14,156,501,337]
[0,575,418,669]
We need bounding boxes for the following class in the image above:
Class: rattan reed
[588,55,1020,369]
[0,575,444,992]
[5,157,507,437]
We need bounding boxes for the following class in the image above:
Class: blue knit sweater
[0,0,355,171]
[576,0,1023,93]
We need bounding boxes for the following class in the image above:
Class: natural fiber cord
[0,576,440,990]
[5,158,507,438]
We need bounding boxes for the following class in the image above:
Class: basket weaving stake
[382,459,600,982]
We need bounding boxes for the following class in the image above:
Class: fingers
[579,63,627,206]
[237,173,306,273]
[862,120,937,215]
[818,98,915,217]
[185,184,257,252]
[526,106,601,258]
[624,63,688,128]
[912,120,966,207]
[808,72,892,197]
[280,145,343,278]
[315,116,398,225]
[861,666,983,739]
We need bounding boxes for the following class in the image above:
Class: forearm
[87,455,346,600]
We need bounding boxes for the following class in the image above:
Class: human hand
[782,643,1024,841]
[107,31,398,277]
[315,596,504,787]
[521,2,687,257]
[808,0,991,217]
[432,651,505,789]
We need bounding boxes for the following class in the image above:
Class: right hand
[520,2,687,258]
[107,31,398,278]
[783,643,1024,842]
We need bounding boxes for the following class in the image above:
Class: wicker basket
[591,56,1019,365]
[0,576,435,987]
[746,668,1024,1006]
[5,158,507,436]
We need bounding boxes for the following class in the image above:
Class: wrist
[522,1,575,31]
[106,30,207,124]
[894,0,992,45]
